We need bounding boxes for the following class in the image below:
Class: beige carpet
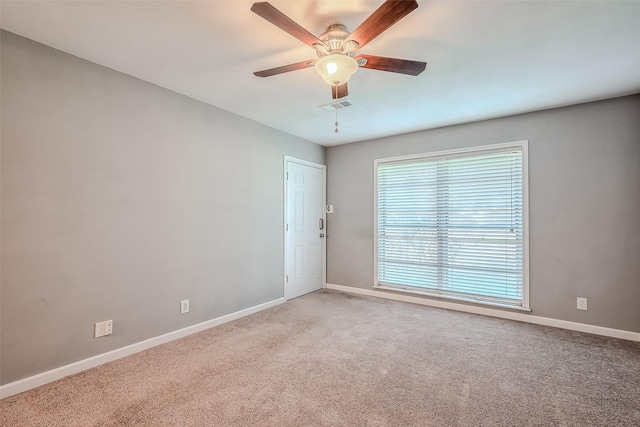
[1,290,639,426]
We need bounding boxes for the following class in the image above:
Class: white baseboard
[0,297,285,399]
[326,283,640,342]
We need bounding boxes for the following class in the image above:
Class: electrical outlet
[577,297,588,311]
[105,320,113,336]
[181,299,190,314]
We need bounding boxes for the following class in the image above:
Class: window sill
[374,285,532,312]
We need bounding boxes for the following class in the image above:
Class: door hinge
[286,275,289,283]
[286,224,289,231]
[286,172,289,180]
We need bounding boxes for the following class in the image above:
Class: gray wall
[326,95,640,333]
[0,31,324,385]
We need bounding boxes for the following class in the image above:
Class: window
[375,142,529,309]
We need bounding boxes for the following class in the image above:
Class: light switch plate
[95,322,105,338]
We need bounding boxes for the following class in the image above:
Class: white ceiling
[2,1,640,146]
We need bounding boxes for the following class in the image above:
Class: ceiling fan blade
[357,54,426,76]
[331,83,348,99]
[345,0,418,49]
[251,2,324,48]
[254,60,315,77]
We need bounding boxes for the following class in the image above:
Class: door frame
[283,156,327,299]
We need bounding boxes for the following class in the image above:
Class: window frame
[373,141,530,311]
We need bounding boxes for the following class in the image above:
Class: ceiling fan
[251,0,427,99]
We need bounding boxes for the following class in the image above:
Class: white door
[285,158,325,300]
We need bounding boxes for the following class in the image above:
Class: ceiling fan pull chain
[334,85,339,133]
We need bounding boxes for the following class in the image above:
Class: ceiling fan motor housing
[314,24,359,58]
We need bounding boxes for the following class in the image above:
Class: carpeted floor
[1,289,639,426]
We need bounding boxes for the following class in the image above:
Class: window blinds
[376,147,525,307]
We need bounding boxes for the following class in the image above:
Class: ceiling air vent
[320,100,352,111]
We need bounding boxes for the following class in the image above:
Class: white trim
[283,156,326,170]
[0,297,285,399]
[374,140,529,164]
[375,285,531,312]
[326,283,640,342]
[521,141,530,309]
[373,140,530,310]
[283,156,327,300]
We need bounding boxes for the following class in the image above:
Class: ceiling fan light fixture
[314,54,358,86]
